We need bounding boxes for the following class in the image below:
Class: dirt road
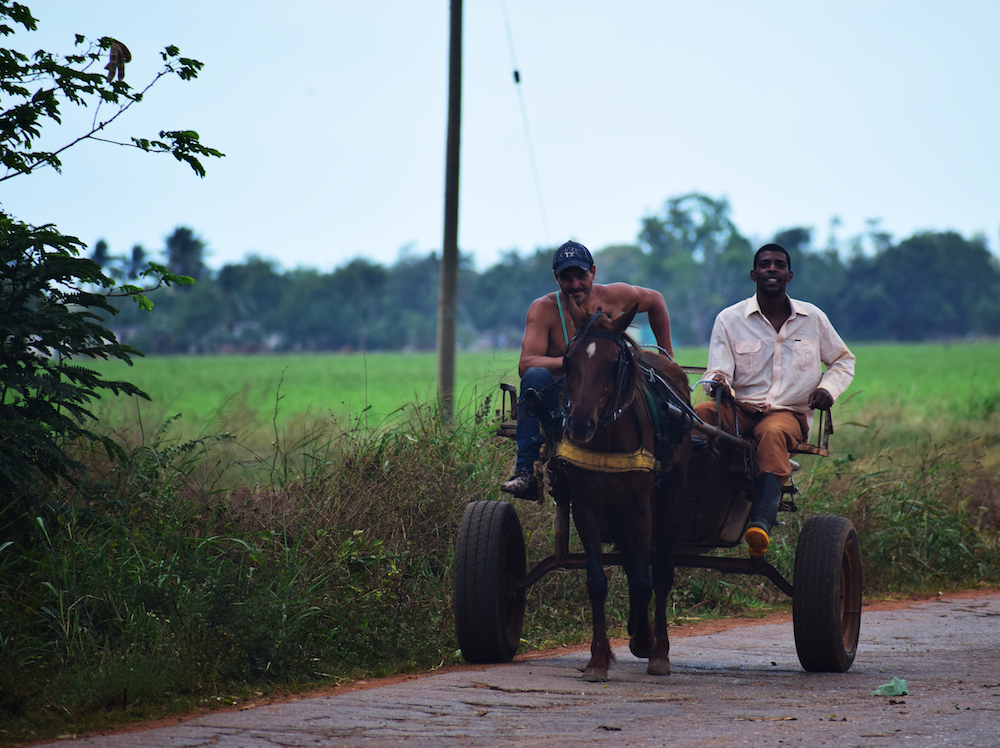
[33,592,1000,747]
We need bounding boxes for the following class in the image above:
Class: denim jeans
[515,367,562,473]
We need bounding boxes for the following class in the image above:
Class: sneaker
[745,524,770,558]
[500,470,538,500]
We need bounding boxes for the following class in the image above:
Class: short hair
[754,243,792,271]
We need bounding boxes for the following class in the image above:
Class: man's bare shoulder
[526,291,559,319]
[590,282,647,307]
[531,290,559,305]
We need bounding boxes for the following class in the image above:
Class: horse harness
[554,312,689,475]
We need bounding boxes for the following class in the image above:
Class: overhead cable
[501,0,550,247]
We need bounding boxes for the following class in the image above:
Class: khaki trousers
[694,400,808,485]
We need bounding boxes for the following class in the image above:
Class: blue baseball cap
[552,241,594,275]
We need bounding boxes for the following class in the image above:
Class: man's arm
[702,315,735,395]
[605,283,673,356]
[815,312,856,404]
[517,298,564,377]
[638,287,673,357]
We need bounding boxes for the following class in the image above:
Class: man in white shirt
[696,244,855,557]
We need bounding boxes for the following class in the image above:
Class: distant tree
[383,252,439,349]
[772,227,813,257]
[769,226,847,325]
[167,276,224,352]
[639,193,751,345]
[217,255,284,330]
[90,238,113,268]
[165,226,208,282]
[468,247,555,344]
[593,243,645,286]
[868,231,1000,340]
[124,244,147,280]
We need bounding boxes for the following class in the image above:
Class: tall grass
[2,353,999,743]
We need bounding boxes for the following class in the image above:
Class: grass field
[89,341,1000,441]
[90,349,524,436]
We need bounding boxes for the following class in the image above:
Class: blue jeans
[515,367,562,473]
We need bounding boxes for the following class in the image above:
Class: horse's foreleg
[580,532,614,682]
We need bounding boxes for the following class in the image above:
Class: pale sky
[4,1,999,272]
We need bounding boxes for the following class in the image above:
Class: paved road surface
[36,593,1000,747]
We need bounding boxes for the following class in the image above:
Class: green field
[90,341,1000,437]
[90,349,524,434]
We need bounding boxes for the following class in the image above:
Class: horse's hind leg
[648,554,674,675]
[648,480,681,676]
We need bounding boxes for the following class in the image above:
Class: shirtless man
[500,240,674,499]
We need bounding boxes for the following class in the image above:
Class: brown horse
[553,303,692,681]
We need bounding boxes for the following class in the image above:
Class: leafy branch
[0,10,223,183]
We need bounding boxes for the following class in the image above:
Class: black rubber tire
[454,500,527,663]
[793,515,863,673]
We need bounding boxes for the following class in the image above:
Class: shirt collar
[745,294,808,319]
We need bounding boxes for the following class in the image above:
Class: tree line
[96,194,1000,354]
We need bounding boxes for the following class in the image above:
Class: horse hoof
[583,667,609,682]
[629,638,654,659]
[647,657,671,676]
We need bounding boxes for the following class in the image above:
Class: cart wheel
[793,515,862,673]
[455,500,527,663]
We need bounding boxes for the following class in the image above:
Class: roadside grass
[1,396,510,742]
[2,342,1000,743]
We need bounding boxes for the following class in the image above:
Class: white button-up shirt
[704,295,856,416]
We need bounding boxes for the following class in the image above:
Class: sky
[3,1,999,273]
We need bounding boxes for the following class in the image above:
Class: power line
[500,0,550,247]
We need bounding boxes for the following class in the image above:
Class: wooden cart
[454,369,862,673]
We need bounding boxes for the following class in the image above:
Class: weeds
[1,387,998,744]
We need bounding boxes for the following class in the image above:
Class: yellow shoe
[745,525,770,558]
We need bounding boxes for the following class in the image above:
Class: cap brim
[554,260,592,275]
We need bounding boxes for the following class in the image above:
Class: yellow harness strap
[554,440,659,473]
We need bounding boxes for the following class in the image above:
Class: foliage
[637,193,752,344]
[0,216,195,528]
[164,227,208,283]
[0,396,511,741]
[0,2,221,529]
[0,6,222,183]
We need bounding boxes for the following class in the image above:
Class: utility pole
[437,0,462,423]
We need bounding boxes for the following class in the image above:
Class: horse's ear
[612,303,639,334]
[567,294,589,327]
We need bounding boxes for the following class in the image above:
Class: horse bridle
[566,312,635,424]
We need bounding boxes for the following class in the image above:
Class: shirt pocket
[791,337,819,371]
[734,339,762,370]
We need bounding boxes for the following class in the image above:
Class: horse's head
[563,302,639,443]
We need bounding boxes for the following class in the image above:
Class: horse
[551,302,692,682]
